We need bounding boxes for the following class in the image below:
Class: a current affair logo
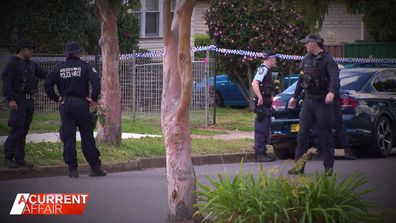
[10,193,89,215]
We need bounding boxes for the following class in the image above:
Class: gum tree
[162,0,197,222]
[95,0,122,145]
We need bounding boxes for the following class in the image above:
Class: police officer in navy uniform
[251,50,277,162]
[2,39,48,168]
[44,41,106,178]
[288,34,340,175]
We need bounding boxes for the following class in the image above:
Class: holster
[90,111,98,129]
[253,98,273,122]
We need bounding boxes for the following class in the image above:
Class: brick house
[137,0,366,53]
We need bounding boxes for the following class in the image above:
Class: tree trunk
[95,0,121,145]
[162,0,197,222]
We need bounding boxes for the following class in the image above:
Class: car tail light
[208,84,214,93]
[339,97,359,108]
[272,96,282,109]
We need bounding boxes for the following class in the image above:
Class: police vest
[300,52,330,96]
[13,59,39,93]
[257,66,275,107]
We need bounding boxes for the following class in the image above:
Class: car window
[340,70,373,91]
[372,76,386,92]
[378,71,396,92]
[282,81,297,93]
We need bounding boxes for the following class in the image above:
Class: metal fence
[0,54,215,126]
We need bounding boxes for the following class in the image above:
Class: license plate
[290,124,300,133]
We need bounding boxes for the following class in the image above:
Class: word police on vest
[60,67,82,79]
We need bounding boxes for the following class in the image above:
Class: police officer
[2,39,48,169]
[44,41,106,178]
[288,34,340,175]
[251,50,277,162]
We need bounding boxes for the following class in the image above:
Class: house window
[138,0,176,38]
[145,0,160,36]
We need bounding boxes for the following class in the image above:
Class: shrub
[204,0,309,98]
[194,33,213,59]
[195,163,379,223]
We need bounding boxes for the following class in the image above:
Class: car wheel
[371,116,393,157]
[214,91,224,107]
[273,143,294,160]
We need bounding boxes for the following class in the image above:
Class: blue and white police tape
[121,45,396,64]
[22,45,396,64]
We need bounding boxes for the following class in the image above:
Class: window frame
[371,70,396,92]
[138,0,176,39]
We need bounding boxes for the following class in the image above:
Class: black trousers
[254,113,271,155]
[315,100,349,152]
[59,97,100,169]
[295,97,335,168]
[4,97,34,161]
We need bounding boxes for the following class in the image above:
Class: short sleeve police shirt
[253,64,269,82]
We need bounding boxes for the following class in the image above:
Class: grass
[0,107,255,168]
[0,137,253,168]
[215,107,255,131]
[0,107,255,136]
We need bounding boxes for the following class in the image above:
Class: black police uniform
[292,51,340,172]
[2,54,47,167]
[314,95,356,160]
[44,54,102,175]
[252,63,275,161]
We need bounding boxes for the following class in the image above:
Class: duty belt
[16,93,33,100]
[305,93,326,101]
[62,96,86,102]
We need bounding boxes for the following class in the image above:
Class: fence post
[204,50,210,127]
[131,54,137,122]
[213,50,217,125]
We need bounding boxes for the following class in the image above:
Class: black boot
[14,160,33,169]
[4,159,19,169]
[344,148,357,160]
[288,161,305,175]
[89,162,107,177]
[68,167,79,178]
[255,153,276,162]
[325,167,335,176]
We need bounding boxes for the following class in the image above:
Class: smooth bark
[162,0,197,222]
[95,0,122,145]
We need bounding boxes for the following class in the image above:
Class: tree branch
[176,0,196,119]
[163,0,171,45]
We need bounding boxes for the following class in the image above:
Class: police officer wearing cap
[44,41,106,178]
[2,39,48,169]
[288,34,340,175]
[251,50,277,162]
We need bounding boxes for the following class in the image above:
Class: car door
[373,70,396,114]
[369,69,396,154]
[216,75,247,107]
[380,70,396,123]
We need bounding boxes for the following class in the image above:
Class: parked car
[193,74,249,107]
[271,68,396,159]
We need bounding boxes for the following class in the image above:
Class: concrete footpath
[0,132,162,145]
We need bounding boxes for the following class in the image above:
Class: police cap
[16,39,35,52]
[263,50,277,59]
[300,33,324,44]
[64,41,83,56]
